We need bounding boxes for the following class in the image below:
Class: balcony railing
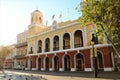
[63,45,70,49]
[37,49,42,53]
[74,43,83,48]
[53,47,59,51]
[44,48,50,52]
[29,51,33,54]
[15,42,27,48]
[14,54,26,59]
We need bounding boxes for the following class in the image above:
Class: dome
[31,9,43,16]
[35,9,40,12]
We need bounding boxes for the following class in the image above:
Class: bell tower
[31,9,43,25]
[28,9,45,36]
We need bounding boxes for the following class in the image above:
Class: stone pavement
[2,70,120,80]
[0,71,47,80]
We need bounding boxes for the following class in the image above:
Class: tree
[76,0,120,58]
[0,46,13,69]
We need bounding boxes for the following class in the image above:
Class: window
[37,40,42,53]
[53,36,59,51]
[74,30,83,48]
[63,33,70,49]
[29,47,33,54]
[91,33,99,44]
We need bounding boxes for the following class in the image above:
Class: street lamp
[91,40,98,78]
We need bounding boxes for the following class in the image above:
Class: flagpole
[46,20,48,26]
[59,11,62,22]
[67,8,70,20]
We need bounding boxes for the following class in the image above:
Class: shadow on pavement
[4,69,120,80]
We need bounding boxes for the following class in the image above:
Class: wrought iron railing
[14,54,26,59]
[44,48,50,52]
[74,43,83,48]
[15,42,27,48]
[63,45,70,49]
[53,47,59,51]
[29,51,33,54]
[37,49,42,53]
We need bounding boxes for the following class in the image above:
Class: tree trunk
[99,23,120,58]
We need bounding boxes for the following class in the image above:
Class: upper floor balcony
[53,47,59,51]
[14,54,26,59]
[29,51,33,54]
[74,43,83,48]
[15,42,27,48]
[63,45,71,49]
[37,49,42,53]
[44,48,50,52]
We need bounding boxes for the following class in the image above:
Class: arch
[75,53,84,71]
[45,38,50,52]
[31,17,33,23]
[37,40,42,53]
[38,58,41,70]
[74,30,83,48]
[53,56,59,71]
[39,17,42,23]
[63,54,71,71]
[63,33,70,49]
[97,51,104,71]
[53,36,59,51]
[45,56,49,71]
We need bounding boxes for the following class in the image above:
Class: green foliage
[0,46,13,60]
[76,0,120,55]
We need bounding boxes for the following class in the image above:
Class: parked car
[16,65,25,70]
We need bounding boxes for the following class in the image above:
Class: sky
[0,0,82,46]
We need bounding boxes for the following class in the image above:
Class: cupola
[31,9,43,24]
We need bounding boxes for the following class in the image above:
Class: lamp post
[91,40,98,78]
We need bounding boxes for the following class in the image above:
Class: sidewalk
[4,70,120,80]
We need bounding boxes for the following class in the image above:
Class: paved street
[0,70,47,80]
[1,70,120,80]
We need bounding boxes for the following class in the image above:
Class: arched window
[37,40,42,53]
[63,33,70,49]
[74,30,83,48]
[39,17,42,23]
[29,47,33,54]
[91,33,99,44]
[45,38,50,52]
[31,17,33,23]
[53,36,59,51]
